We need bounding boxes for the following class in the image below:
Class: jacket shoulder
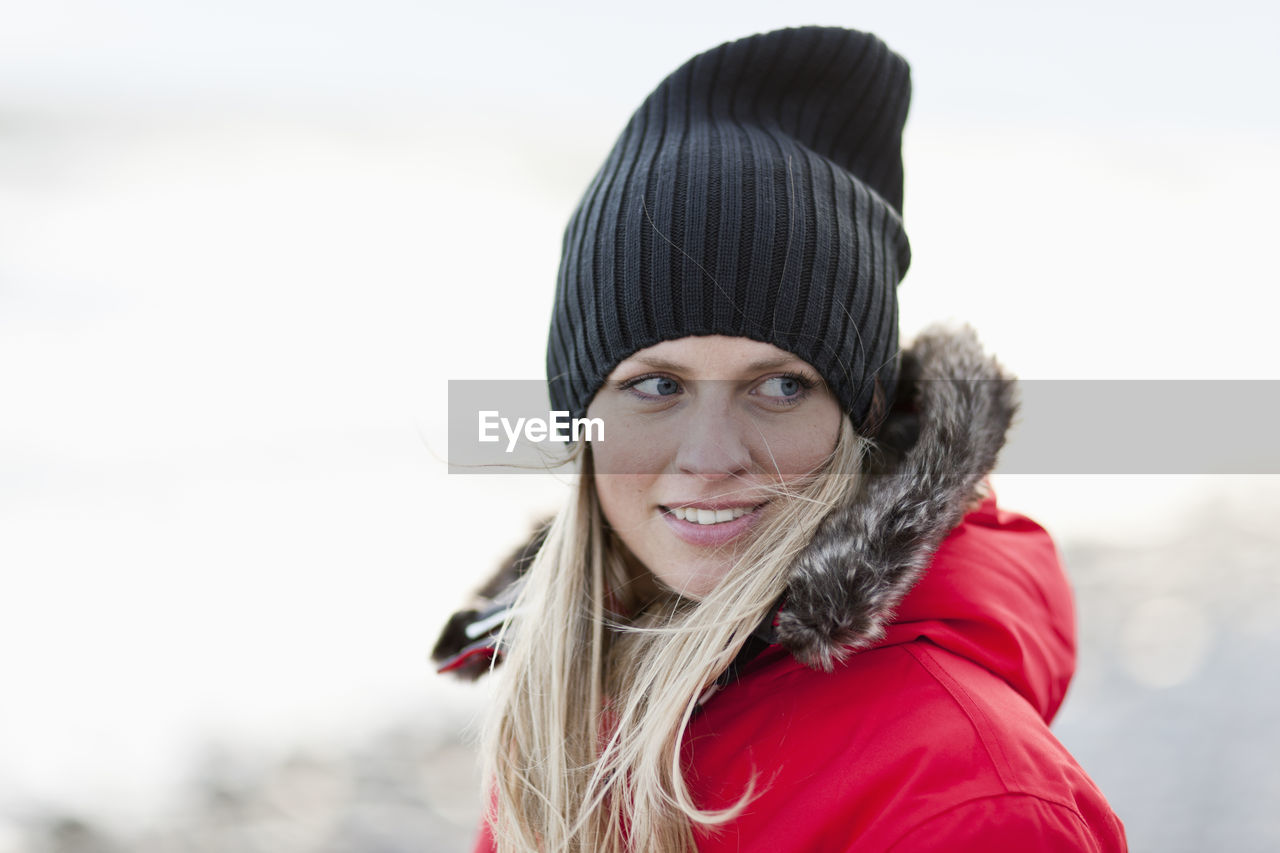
[884,792,1127,852]
[895,643,1126,848]
[687,639,1122,851]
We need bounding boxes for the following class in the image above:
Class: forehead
[609,335,811,377]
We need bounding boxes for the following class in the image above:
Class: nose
[673,393,753,479]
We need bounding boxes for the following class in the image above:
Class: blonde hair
[480,416,871,852]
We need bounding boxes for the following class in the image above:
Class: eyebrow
[626,354,803,373]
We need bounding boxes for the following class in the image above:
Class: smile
[666,505,759,524]
[659,503,768,547]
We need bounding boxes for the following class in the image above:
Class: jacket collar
[432,324,1017,678]
[776,323,1017,669]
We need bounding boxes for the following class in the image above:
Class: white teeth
[670,505,756,524]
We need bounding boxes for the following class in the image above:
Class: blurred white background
[1,1,1278,850]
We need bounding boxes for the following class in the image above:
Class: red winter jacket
[466,491,1126,852]
[678,491,1126,851]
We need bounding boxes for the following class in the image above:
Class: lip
[659,502,768,547]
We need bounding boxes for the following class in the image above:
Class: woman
[434,26,1127,852]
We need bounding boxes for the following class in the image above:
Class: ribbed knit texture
[547,26,912,429]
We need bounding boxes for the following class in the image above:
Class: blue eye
[753,372,818,407]
[628,376,681,397]
[759,375,802,398]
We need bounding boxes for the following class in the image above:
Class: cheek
[594,474,645,525]
[801,420,842,466]
[586,402,664,545]
[764,410,844,477]
[586,410,677,477]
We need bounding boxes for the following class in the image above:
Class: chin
[653,557,732,599]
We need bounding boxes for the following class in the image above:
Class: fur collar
[432,324,1018,678]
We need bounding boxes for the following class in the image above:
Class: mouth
[661,503,763,524]
[658,502,769,547]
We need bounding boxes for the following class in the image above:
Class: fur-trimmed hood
[433,324,1021,680]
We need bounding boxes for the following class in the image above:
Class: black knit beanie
[546,26,912,431]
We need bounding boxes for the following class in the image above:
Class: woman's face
[585,335,843,599]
